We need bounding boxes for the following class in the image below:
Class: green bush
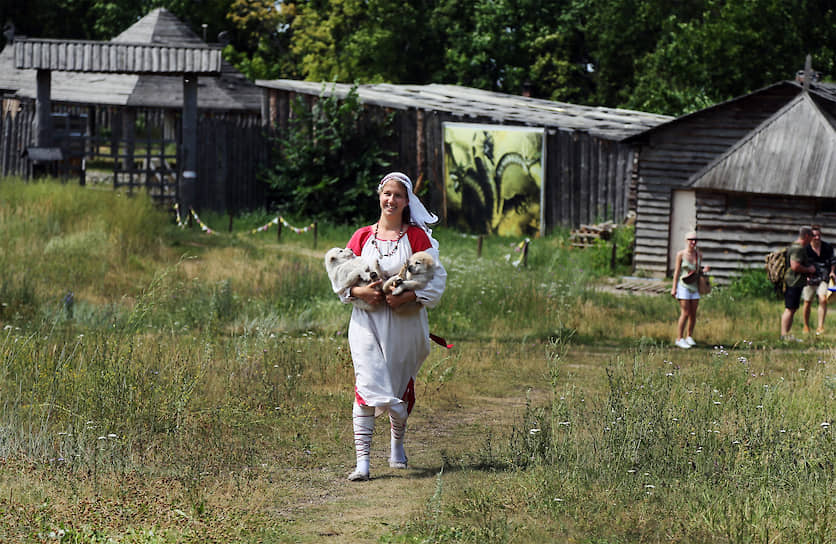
[726,266,775,299]
[264,84,395,223]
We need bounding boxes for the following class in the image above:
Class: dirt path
[264,348,614,542]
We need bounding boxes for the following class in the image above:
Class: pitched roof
[690,92,836,197]
[111,8,205,46]
[624,80,836,144]
[0,8,260,111]
[256,79,672,141]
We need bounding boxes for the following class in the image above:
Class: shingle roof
[691,92,836,198]
[256,79,672,141]
[13,38,223,74]
[0,8,260,111]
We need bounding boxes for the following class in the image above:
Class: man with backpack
[801,225,836,335]
[781,226,817,340]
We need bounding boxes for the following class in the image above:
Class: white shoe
[347,469,370,481]
[685,336,696,347]
[675,338,691,349]
[388,457,408,469]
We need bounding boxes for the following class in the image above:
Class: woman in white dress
[331,172,447,481]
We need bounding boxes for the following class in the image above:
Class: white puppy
[381,251,435,312]
[324,247,383,311]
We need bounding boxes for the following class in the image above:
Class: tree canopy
[2,0,834,116]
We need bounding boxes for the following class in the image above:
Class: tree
[624,0,836,114]
[264,85,395,223]
[430,0,591,101]
[287,0,441,83]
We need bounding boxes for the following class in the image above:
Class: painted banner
[443,123,544,236]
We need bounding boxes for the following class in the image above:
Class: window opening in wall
[816,198,836,214]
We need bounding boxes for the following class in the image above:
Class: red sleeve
[406,226,432,252]
[347,226,374,256]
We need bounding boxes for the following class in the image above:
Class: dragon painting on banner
[443,123,544,237]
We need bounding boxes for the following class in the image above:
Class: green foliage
[726,267,776,299]
[431,0,591,100]
[264,84,395,223]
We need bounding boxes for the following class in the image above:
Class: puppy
[324,247,383,311]
[382,251,435,296]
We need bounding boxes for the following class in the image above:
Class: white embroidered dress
[335,225,447,414]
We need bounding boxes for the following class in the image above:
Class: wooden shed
[0,8,265,212]
[626,79,836,283]
[256,79,671,233]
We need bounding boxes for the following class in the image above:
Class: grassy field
[0,178,832,543]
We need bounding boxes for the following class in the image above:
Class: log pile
[570,220,616,248]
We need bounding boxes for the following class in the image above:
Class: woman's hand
[352,281,383,306]
[671,287,677,298]
[702,265,711,273]
[386,289,417,310]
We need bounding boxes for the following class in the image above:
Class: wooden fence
[0,98,272,213]
[0,101,34,178]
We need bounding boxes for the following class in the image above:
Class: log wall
[633,86,799,277]
[696,191,836,283]
[267,88,637,232]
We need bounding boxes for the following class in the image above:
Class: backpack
[765,247,788,290]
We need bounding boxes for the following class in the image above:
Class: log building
[626,78,836,284]
[256,80,671,232]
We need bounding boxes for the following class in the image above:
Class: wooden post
[123,107,136,190]
[228,213,234,232]
[313,222,318,249]
[181,74,198,211]
[611,241,617,271]
[277,220,282,242]
[477,235,483,258]
[522,240,529,267]
[34,69,52,148]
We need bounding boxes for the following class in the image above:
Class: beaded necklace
[372,222,406,257]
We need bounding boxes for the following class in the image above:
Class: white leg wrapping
[388,402,408,468]
[349,402,374,480]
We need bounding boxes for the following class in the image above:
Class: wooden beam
[181,74,198,210]
[35,69,52,147]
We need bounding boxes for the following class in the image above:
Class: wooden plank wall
[196,114,270,213]
[263,86,639,231]
[696,191,836,284]
[633,87,798,277]
[542,130,635,230]
[0,101,33,178]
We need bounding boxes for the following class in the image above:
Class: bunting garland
[174,203,185,229]
[511,238,531,268]
[280,216,316,234]
[172,204,315,237]
[250,217,280,233]
[251,216,316,234]
[189,209,215,234]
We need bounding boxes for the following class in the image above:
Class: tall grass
[401,340,833,542]
[0,177,831,542]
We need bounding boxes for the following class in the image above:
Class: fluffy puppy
[382,251,435,296]
[324,247,383,311]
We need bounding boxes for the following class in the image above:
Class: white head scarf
[377,171,439,249]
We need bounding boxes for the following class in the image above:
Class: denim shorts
[676,284,700,300]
